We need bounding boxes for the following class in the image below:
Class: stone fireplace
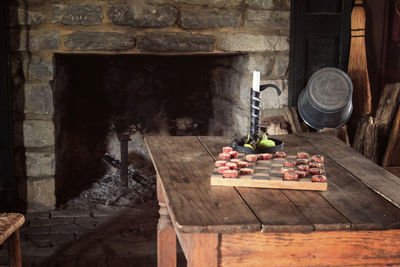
[9,0,290,212]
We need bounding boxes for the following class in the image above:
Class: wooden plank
[199,136,314,233]
[382,105,400,167]
[145,136,260,233]
[385,167,400,179]
[220,230,400,267]
[182,233,218,267]
[298,132,400,228]
[7,230,22,267]
[211,176,327,191]
[376,83,400,163]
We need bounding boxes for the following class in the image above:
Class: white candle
[253,71,260,92]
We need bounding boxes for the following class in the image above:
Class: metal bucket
[297,67,353,130]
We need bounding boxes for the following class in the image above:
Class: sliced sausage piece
[223,170,238,178]
[295,170,307,178]
[284,172,299,181]
[237,161,249,168]
[296,158,310,165]
[226,162,237,170]
[309,168,324,175]
[219,153,231,160]
[280,167,295,174]
[297,164,309,171]
[215,160,227,167]
[297,152,310,159]
[223,147,233,153]
[218,166,230,174]
[239,168,254,175]
[275,151,287,158]
[284,160,296,167]
[311,155,324,163]
[261,153,273,160]
[229,150,239,158]
[309,162,324,168]
[312,174,327,182]
[245,154,258,162]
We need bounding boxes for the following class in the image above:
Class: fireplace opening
[54,53,247,207]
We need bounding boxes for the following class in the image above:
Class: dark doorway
[289,0,353,107]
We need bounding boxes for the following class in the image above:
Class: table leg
[7,230,22,267]
[157,177,177,267]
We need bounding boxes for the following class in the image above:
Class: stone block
[28,56,54,81]
[107,4,177,28]
[51,224,82,234]
[245,10,290,32]
[9,30,59,51]
[64,31,135,51]
[26,178,56,212]
[9,8,46,26]
[260,79,288,108]
[51,210,91,218]
[15,83,54,115]
[150,0,242,7]
[29,217,73,227]
[26,152,55,177]
[245,54,273,76]
[273,54,289,77]
[138,32,215,52]
[180,9,240,29]
[246,0,290,10]
[51,4,103,26]
[218,33,289,52]
[14,120,55,147]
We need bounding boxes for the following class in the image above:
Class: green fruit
[258,139,275,148]
[244,144,254,149]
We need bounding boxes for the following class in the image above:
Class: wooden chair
[0,213,25,267]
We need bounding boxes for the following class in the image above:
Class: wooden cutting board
[210,153,327,191]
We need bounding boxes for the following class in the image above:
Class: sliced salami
[223,170,238,178]
[297,152,310,159]
[284,160,296,167]
[311,155,324,163]
[245,154,258,162]
[219,153,231,160]
[218,166,230,174]
[312,174,327,183]
[226,162,237,170]
[229,150,238,158]
[261,153,273,160]
[284,172,299,181]
[239,168,254,175]
[295,170,307,178]
[230,159,241,164]
[280,167,295,174]
[309,162,324,168]
[296,158,310,165]
[223,147,233,153]
[309,168,324,175]
[275,151,287,158]
[215,160,226,167]
[297,164,309,171]
[237,161,249,168]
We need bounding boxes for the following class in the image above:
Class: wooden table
[145,133,400,267]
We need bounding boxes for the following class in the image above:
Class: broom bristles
[348,2,371,116]
[355,0,363,5]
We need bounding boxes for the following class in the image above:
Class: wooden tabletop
[145,132,400,234]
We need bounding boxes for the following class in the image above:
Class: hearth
[9,0,290,212]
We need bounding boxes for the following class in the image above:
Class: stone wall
[9,0,290,212]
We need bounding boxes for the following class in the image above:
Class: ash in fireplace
[62,154,156,211]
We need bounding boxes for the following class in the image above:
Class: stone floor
[0,200,185,267]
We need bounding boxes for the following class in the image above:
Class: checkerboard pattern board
[210,153,328,191]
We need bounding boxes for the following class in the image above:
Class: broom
[347,0,372,142]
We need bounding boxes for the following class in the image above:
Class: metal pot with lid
[298,67,353,130]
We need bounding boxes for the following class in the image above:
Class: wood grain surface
[220,230,400,266]
[299,132,400,210]
[145,136,260,233]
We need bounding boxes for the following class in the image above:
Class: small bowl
[232,136,284,154]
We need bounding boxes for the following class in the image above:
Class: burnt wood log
[352,115,371,154]
[382,105,400,167]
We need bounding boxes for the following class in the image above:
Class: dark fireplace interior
[54,53,242,206]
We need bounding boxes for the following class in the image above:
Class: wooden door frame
[0,0,17,211]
